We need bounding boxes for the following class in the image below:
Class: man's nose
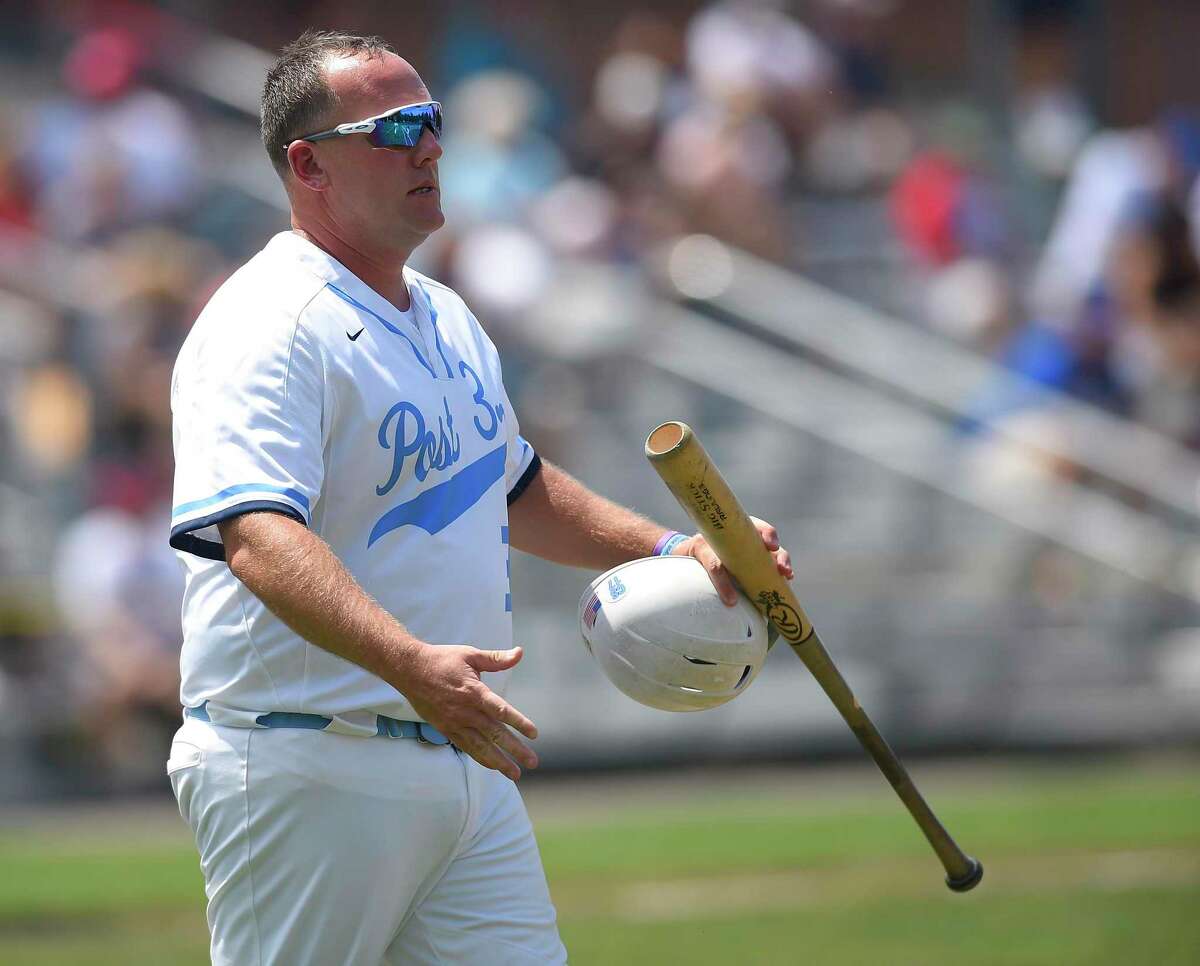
[413,126,442,165]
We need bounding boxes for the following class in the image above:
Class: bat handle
[802,633,984,893]
[871,738,984,892]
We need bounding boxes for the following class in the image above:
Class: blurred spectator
[973,288,1133,423]
[52,499,182,788]
[804,106,912,193]
[810,0,896,108]
[890,104,1010,268]
[892,150,974,267]
[1126,198,1200,447]
[437,70,566,227]
[434,0,570,125]
[573,12,688,183]
[802,0,911,194]
[686,0,837,149]
[20,27,200,242]
[925,257,1015,350]
[0,117,35,230]
[1014,84,1094,182]
[655,94,792,259]
[1139,292,1200,448]
[967,193,1200,468]
[1030,111,1200,323]
[8,360,93,480]
[888,103,1014,356]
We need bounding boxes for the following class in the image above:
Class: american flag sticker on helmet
[583,592,601,629]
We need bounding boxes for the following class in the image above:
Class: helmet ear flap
[579,556,770,712]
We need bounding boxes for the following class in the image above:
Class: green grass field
[3,757,1198,965]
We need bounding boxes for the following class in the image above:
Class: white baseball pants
[167,717,567,965]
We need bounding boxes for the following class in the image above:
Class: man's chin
[396,211,445,247]
[405,200,445,228]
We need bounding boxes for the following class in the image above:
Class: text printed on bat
[685,480,728,530]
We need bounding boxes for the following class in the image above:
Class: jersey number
[458,361,503,441]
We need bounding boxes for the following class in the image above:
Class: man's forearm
[507,460,669,569]
[218,511,423,691]
[216,510,540,777]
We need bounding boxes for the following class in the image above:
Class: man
[167,29,792,966]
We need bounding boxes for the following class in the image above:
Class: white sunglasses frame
[294,100,443,146]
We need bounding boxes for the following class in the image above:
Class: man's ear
[287,141,330,191]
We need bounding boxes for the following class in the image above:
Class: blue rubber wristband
[655,532,689,556]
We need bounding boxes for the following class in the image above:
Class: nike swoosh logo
[348,327,365,341]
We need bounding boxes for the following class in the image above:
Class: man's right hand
[397,643,539,781]
[219,512,538,780]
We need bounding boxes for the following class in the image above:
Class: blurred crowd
[1,0,1198,795]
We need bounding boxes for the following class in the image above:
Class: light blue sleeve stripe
[173,483,311,519]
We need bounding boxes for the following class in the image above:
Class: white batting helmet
[579,555,770,712]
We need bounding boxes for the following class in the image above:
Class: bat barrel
[646,421,686,455]
[646,420,983,893]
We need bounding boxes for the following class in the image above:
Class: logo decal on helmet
[583,592,602,629]
[606,574,627,601]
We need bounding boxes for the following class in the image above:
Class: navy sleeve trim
[169,500,308,561]
[506,453,542,506]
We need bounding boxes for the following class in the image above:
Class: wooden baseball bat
[645,420,983,893]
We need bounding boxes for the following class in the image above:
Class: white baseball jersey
[169,231,539,734]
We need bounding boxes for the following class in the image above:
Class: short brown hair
[260,29,394,178]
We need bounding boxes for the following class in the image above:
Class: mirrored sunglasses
[297,100,443,149]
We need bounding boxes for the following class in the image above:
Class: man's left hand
[672,517,793,606]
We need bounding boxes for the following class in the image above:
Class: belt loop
[417,722,450,745]
[185,701,210,722]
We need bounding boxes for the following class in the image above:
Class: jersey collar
[271,231,425,324]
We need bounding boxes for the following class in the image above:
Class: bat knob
[945,857,984,893]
